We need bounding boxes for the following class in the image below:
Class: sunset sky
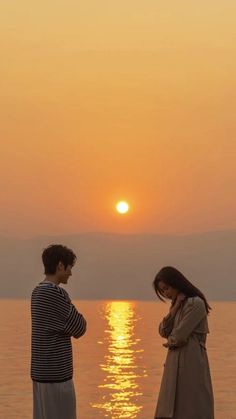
[1,0,236,237]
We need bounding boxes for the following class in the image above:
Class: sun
[116,201,129,214]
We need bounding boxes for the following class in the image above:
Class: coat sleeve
[167,297,206,348]
[159,312,175,338]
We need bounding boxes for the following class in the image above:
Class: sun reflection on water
[92,301,146,418]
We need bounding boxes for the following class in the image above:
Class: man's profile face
[57,262,73,284]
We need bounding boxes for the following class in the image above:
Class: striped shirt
[31,281,86,383]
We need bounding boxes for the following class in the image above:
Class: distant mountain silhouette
[0,231,235,300]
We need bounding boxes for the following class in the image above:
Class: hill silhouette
[0,231,235,300]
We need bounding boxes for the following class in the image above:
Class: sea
[0,300,235,419]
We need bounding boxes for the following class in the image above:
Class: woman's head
[153,266,211,313]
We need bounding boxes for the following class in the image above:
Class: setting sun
[116,201,129,214]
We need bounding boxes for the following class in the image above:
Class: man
[31,244,86,419]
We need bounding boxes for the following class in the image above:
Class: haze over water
[0,300,235,419]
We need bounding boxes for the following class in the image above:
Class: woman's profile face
[158,280,179,301]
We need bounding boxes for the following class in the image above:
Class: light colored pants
[33,379,77,419]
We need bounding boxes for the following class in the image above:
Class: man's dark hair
[42,244,77,275]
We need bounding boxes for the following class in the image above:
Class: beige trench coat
[155,296,214,419]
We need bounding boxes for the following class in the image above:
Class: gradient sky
[0,0,236,237]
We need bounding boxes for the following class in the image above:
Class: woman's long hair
[153,266,211,314]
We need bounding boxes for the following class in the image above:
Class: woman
[153,266,214,419]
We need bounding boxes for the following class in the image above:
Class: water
[0,300,235,419]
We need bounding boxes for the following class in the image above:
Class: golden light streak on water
[92,301,146,418]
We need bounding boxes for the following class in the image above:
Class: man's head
[42,244,77,284]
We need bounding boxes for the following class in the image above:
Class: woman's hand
[175,292,186,306]
[169,292,186,318]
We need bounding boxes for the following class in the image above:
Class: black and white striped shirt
[31,281,86,383]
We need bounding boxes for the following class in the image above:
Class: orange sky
[0,0,236,237]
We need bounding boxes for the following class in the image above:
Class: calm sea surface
[0,300,235,419]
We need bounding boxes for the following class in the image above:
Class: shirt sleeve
[42,285,86,338]
[167,297,207,348]
[64,304,87,339]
